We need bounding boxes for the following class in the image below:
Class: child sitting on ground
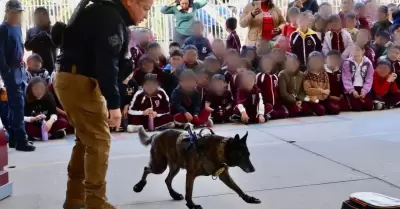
[303,52,333,116]
[171,70,212,128]
[182,45,204,72]
[211,38,226,65]
[146,42,168,69]
[381,45,400,87]
[169,42,181,54]
[342,44,374,111]
[119,72,139,131]
[233,70,266,124]
[323,14,353,58]
[354,2,370,30]
[372,59,400,110]
[127,74,174,132]
[225,17,241,53]
[24,77,68,140]
[344,12,359,41]
[163,50,184,97]
[278,53,312,117]
[205,74,233,123]
[26,54,50,84]
[196,69,210,112]
[229,58,251,97]
[325,50,350,112]
[343,29,375,63]
[290,12,322,71]
[134,55,164,86]
[282,7,300,41]
[183,21,213,61]
[204,55,222,77]
[257,55,288,119]
[241,46,259,71]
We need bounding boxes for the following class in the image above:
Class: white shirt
[353,61,364,87]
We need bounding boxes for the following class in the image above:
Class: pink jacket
[341,56,374,95]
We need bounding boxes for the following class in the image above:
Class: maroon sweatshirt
[236,86,264,116]
[325,65,343,97]
[196,85,208,110]
[256,72,280,105]
[128,88,170,117]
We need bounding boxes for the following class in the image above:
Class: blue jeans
[0,67,27,144]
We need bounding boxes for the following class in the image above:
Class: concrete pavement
[1,109,400,209]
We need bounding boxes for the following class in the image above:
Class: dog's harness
[187,127,228,180]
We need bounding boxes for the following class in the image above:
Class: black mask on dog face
[226,132,255,173]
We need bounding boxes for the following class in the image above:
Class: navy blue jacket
[0,22,24,71]
[170,86,201,115]
[183,35,212,61]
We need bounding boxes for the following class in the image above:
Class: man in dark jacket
[0,0,36,151]
[24,7,57,74]
[52,0,153,208]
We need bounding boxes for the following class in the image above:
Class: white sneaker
[184,122,194,130]
[127,125,142,133]
[156,122,175,130]
[373,101,385,110]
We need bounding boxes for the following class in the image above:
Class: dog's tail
[138,126,154,146]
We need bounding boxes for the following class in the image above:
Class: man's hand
[184,112,193,122]
[241,111,250,123]
[108,109,122,129]
[352,91,360,98]
[251,7,261,17]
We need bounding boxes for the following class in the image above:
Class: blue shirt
[0,22,24,70]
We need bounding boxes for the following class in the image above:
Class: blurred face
[237,66,248,74]
[276,37,288,50]
[388,48,400,61]
[365,1,377,15]
[326,55,341,68]
[212,41,226,56]
[147,47,160,59]
[225,54,240,70]
[28,60,42,71]
[345,18,356,28]
[356,7,366,16]
[242,74,255,90]
[271,50,284,62]
[329,20,341,30]
[245,50,256,61]
[319,5,333,18]
[377,11,388,21]
[351,45,364,58]
[180,0,190,10]
[376,64,391,77]
[123,0,153,25]
[356,31,369,45]
[314,19,325,31]
[32,82,46,99]
[34,11,49,27]
[394,27,400,42]
[170,55,183,68]
[308,56,324,72]
[284,57,300,72]
[374,36,388,46]
[192,23,203,36]
[205,60,220,72]
[139,33,150,47]
[261,57,274,74]
[180,79,197,91]
[143,81,158,95]
[288,14,299,25]
[184,49,198,64]
[341,0,354,12]
[6,11,22,25]
[141,60,154,73]
[211,80,226,94]
[297,16,310,30]
[256,40,270,55]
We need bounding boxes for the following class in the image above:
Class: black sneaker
[49,130,66,139]
[15,142,36,152]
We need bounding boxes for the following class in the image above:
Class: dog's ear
[241,131,248,143]
[234,134,240,141]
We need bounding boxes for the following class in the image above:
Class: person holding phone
[239,0,285,46]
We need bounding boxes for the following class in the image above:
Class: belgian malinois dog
[133,127,261,209]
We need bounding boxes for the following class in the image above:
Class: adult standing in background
[240,0,285,46]
[287,0,319,20]
[0,0,35,151]
[25,7,57,75]
[161,0,207,45]
[52,0,154,207]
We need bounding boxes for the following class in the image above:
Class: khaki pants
[54,72,111,209]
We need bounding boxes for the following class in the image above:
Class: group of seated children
[22,53,70,141]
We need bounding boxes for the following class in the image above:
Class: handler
[52,0,153,208]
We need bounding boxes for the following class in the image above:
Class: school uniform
[233,86,265,123]
[128,88,173,130]
[162,68,181,97]
[133,67,164,86]
[356,16,370,30]
[170,86,211,126]
[325,65,350,112]
[341,56,374,111]
[256,72,288,119]
[183,35,213,61]
[196,84,208,110]
[290,28,322,71]
[303,70,333,116]
[226,30,241,53]
[24,95,68,139]
[380,56,400,88]
[345,28,359,42]
[27,68,51,84]
[282,23,297,40]
[206,90,234,123]
[119,77,139,109]
[322,29,353,58]
[278,70,312,117]
[372,71,400,108]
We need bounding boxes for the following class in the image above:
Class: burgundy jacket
[226,30,241,53]
[235,86,265,116]
[128,88,170,117]
[256,72,280,105]
[324,65,343,97]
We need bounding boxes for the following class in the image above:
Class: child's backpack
[342,192,400,209]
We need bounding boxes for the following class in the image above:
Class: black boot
[7,131,15,148]
[15,140,36,152]
[49,130,66,139]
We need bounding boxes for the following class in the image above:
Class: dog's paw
[133,180,147,193]
[242,195,261,204]
[169,190,184,201]
[186,203,202,209]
